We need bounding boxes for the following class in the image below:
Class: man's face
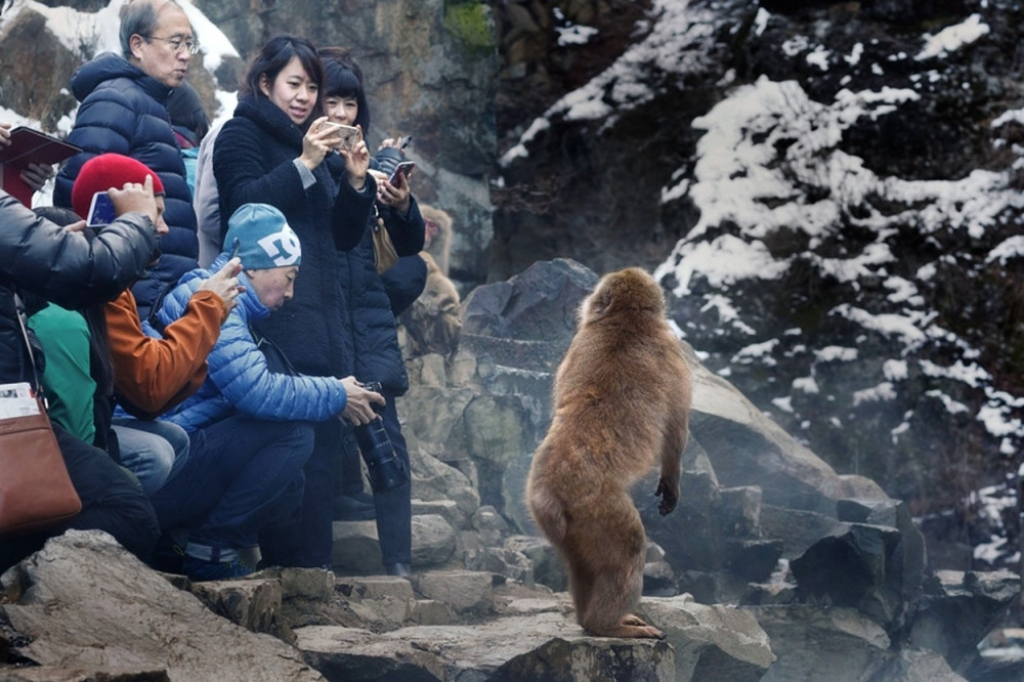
[248,266,298,312]
[130,6,193,88]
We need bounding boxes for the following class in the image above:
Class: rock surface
[0,531,322,682]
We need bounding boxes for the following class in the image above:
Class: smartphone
[388,161,415,185]
[86,191,116,226]
[320,122,360,151]
[230,237,240,260]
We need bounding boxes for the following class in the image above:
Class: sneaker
[332,492,376,521]
[182,554,254,582]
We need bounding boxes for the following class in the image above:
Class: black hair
[241,34,324,122]
[318,46,370,134]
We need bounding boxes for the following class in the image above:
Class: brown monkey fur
[419,204,453,276]
[526,267,691,639]
[402,251,462,358]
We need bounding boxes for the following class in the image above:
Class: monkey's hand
[655,477,679,516]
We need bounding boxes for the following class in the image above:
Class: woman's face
[260,56,318,125]
[324,95,359,127]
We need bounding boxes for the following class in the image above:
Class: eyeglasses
[146,34,200,55]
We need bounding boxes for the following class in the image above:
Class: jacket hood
[71,52,174,104]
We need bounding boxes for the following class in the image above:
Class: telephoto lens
[353,382,409,492]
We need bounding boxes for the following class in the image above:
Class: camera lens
[353,381,409,492]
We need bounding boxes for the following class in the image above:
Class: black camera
[353,381,409,492]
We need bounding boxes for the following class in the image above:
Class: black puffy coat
[54,52,198,317]
[0,191,158,387]
[337,192,425,394]
[213,95,372,378]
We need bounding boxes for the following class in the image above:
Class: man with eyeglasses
[55,0,202,321]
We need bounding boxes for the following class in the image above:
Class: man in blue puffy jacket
[148,203,383,581]
[55,0,200,320]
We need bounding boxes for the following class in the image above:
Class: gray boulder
[641,595,774,682]
[908,570,1020,674]
[750,604,891,682]
[0,531,323,682]
[296,611,675,682]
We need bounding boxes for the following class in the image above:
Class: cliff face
[495,0,1024,569]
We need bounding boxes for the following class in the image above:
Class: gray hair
[118,0,183,59]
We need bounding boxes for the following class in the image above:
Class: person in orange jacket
[69,153,242,494]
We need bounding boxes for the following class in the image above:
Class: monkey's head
[420,204,453,247]
[582,267,665,323]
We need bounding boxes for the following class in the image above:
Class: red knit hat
[71,153,165,220]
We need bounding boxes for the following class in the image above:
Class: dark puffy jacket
[213,95,372,378]
[337,194,425,394]
[0,191,158,388]
[54,52,198,317]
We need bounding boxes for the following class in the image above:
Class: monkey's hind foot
[586,616,666,640]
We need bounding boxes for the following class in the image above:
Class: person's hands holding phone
[298,116,337,172]
[338,124,371,193]
[109,174,159,226]
[377,162,412,214]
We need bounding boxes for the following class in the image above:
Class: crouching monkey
[526,267,692,639]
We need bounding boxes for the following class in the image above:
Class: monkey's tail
[529,486,568,543]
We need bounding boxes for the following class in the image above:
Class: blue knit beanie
[223,203,302,269]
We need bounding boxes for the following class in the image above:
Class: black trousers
[0,424,160,573]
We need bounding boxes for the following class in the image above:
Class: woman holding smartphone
[212,35,382,569]
[313,46,427,578]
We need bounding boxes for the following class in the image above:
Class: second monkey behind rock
[526,267,692,639]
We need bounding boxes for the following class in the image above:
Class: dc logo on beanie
[258,227,301,266]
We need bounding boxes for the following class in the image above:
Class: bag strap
[12,291,46,406]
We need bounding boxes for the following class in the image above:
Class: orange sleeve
[106,289,227,418]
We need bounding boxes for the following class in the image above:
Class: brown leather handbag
[0,294,82,537]
[371,205,399,275]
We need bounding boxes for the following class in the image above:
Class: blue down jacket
[54,52,199,316]
[153,253,349,432]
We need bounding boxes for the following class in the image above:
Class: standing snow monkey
[526,267,692,639]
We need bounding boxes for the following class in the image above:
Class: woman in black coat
[213,35,380,568]
[317,47,427,578]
